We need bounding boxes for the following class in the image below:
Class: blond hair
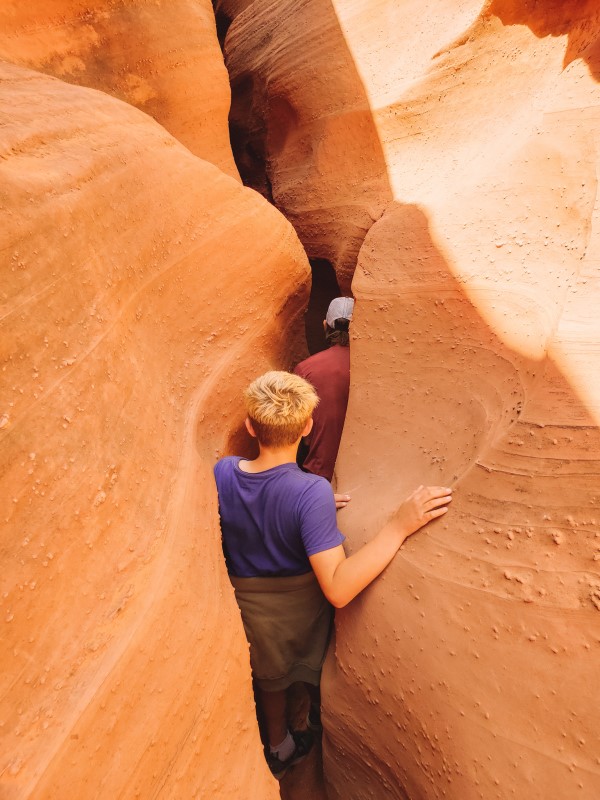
[244,371,319,447]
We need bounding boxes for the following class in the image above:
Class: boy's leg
[259,686,314,779]
[257,688,288,747]
[304,682,320,706]
[304,682,322,731]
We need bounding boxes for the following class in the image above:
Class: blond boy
[213,371,451,779]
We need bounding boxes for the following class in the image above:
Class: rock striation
[0,0,238,177]
[329,3,600,799]
[3,2,600,798]
[0,61,308,798]
[221,0,393,291]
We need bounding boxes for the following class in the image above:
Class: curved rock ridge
[325,5,600,799]
[0,62,309,799]
[222,0,393,291]
[330,202,600,799]
[0,0,239,177]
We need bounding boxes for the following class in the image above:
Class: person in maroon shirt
[294,297,354,507]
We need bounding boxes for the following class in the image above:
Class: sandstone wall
[3,2,600,798]
[0,0,239,177]
[0,61,308,798]
[222,0,393,291]
[329,3,600,798]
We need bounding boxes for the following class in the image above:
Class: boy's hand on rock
[393,485,452,540]
[334,493,351,510]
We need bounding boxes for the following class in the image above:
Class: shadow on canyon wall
[328,200,600,800]
[488,0,600,78]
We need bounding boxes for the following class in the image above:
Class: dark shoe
[307,703,322,732]
[266,729,314,780]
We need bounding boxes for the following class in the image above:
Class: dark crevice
[213,4,232,52]
[305,259,344,356]
[228,76,274,204]
[213,3,274,202]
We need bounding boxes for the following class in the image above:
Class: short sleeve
[297,478,346,556]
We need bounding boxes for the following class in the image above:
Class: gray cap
[326,297,354,328]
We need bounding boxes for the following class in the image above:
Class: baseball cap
[326,297,355,328]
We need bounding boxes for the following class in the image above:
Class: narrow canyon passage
[1,2,600,799]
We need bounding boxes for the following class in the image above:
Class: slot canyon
[1,1,600,798]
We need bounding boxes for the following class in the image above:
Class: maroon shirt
[294,345,350,481]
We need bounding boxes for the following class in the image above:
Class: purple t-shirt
[214,456,345,577]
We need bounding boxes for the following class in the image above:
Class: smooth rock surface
[329,3,600,798]
[222,0,393,291]
[0,61,308,799]
[0,0,239,176]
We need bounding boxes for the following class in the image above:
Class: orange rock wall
[3,2,600,798]
[0,61,308,798]
[221,1,600,798]
[0,0,239,177]
[332,4,600,799]
[222,0,392,291]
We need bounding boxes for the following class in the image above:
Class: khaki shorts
[229,571,333,692]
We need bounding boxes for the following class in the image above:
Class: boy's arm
[309,485,451,608]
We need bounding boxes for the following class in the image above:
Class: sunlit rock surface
[329,3,600,799]
[0,0,238,176]
[0,61,308,799]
